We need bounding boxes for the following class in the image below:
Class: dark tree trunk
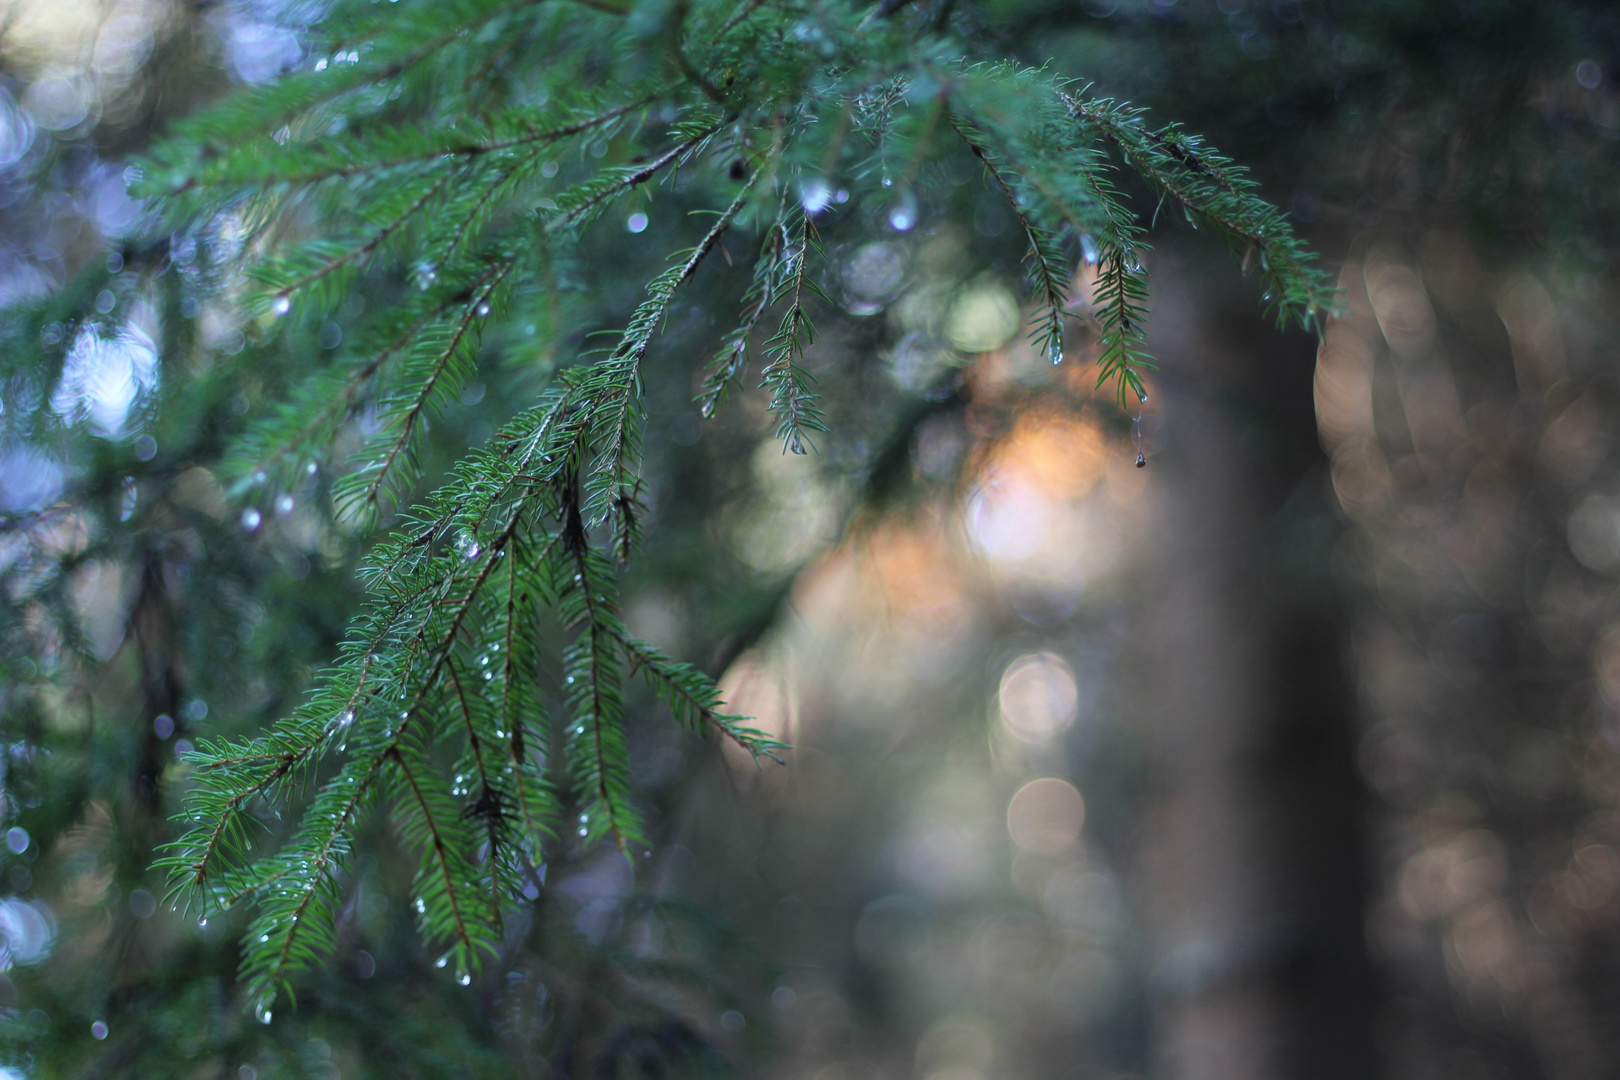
[1134,256,1378,1080]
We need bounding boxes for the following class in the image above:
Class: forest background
[0,2,1618,1080]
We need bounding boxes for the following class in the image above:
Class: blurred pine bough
[0,0,1327,1032]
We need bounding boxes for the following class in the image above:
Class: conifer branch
[616,634,787,762]
[339,260,516,522]
[1063,91,1335,325]
[697,205,789,418]
[760,211,826,454]
[110,9,1337,1022]
[389,743,478,957]
[951,113,1072,364]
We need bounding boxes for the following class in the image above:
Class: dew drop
[257,1006,273,1025]
[241,508,262,532]
[436,955,448,968]
[272,295,291,316]
[799,177,831,215]
[577,827,587,836]
[92,1021,108,1040]
[458,973,471,986]
[886,190,917,232]
[456,532,482,560]
[198,917,208,928]
[305,461,318,476]
[1080,235,1099,265]
[275,494,295,516]
[415,898,426,914]
[1048,338,1064,365]
[1135,452,1147,468]
[476,303,491,317]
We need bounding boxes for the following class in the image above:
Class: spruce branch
[759,211,827,455]
[112,12,1340,1025]
[951,113,1072,365]
[1063,90,1336,326]
[582,169,763,545]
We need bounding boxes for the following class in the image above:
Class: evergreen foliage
[1,0,1331,1033]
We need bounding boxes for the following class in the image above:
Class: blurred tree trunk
[1133,258,1377,1080]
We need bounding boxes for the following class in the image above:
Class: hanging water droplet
[1080,235,1099,265]
[415,898,426,914]
[789,434,806,455]
[476,303,491,317]
[241,507,262,532]
[257,1006,273,1025]
[799,177,832,215]
[414,261,438,290]
[436,955,449,968]
[1135,452,1147,468]
[565,675,575,685]
[272,295,291,317]
[305,461,318,476]
[1132,416,1143,452]
[198,917,208,928]
[458,972,471,986]
[1136,386,1148,404]
[455,532,482,560]
[1048,337,1064,365]
[886,189,917,232]
[275,493,295,515]
[578,826,588,836]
